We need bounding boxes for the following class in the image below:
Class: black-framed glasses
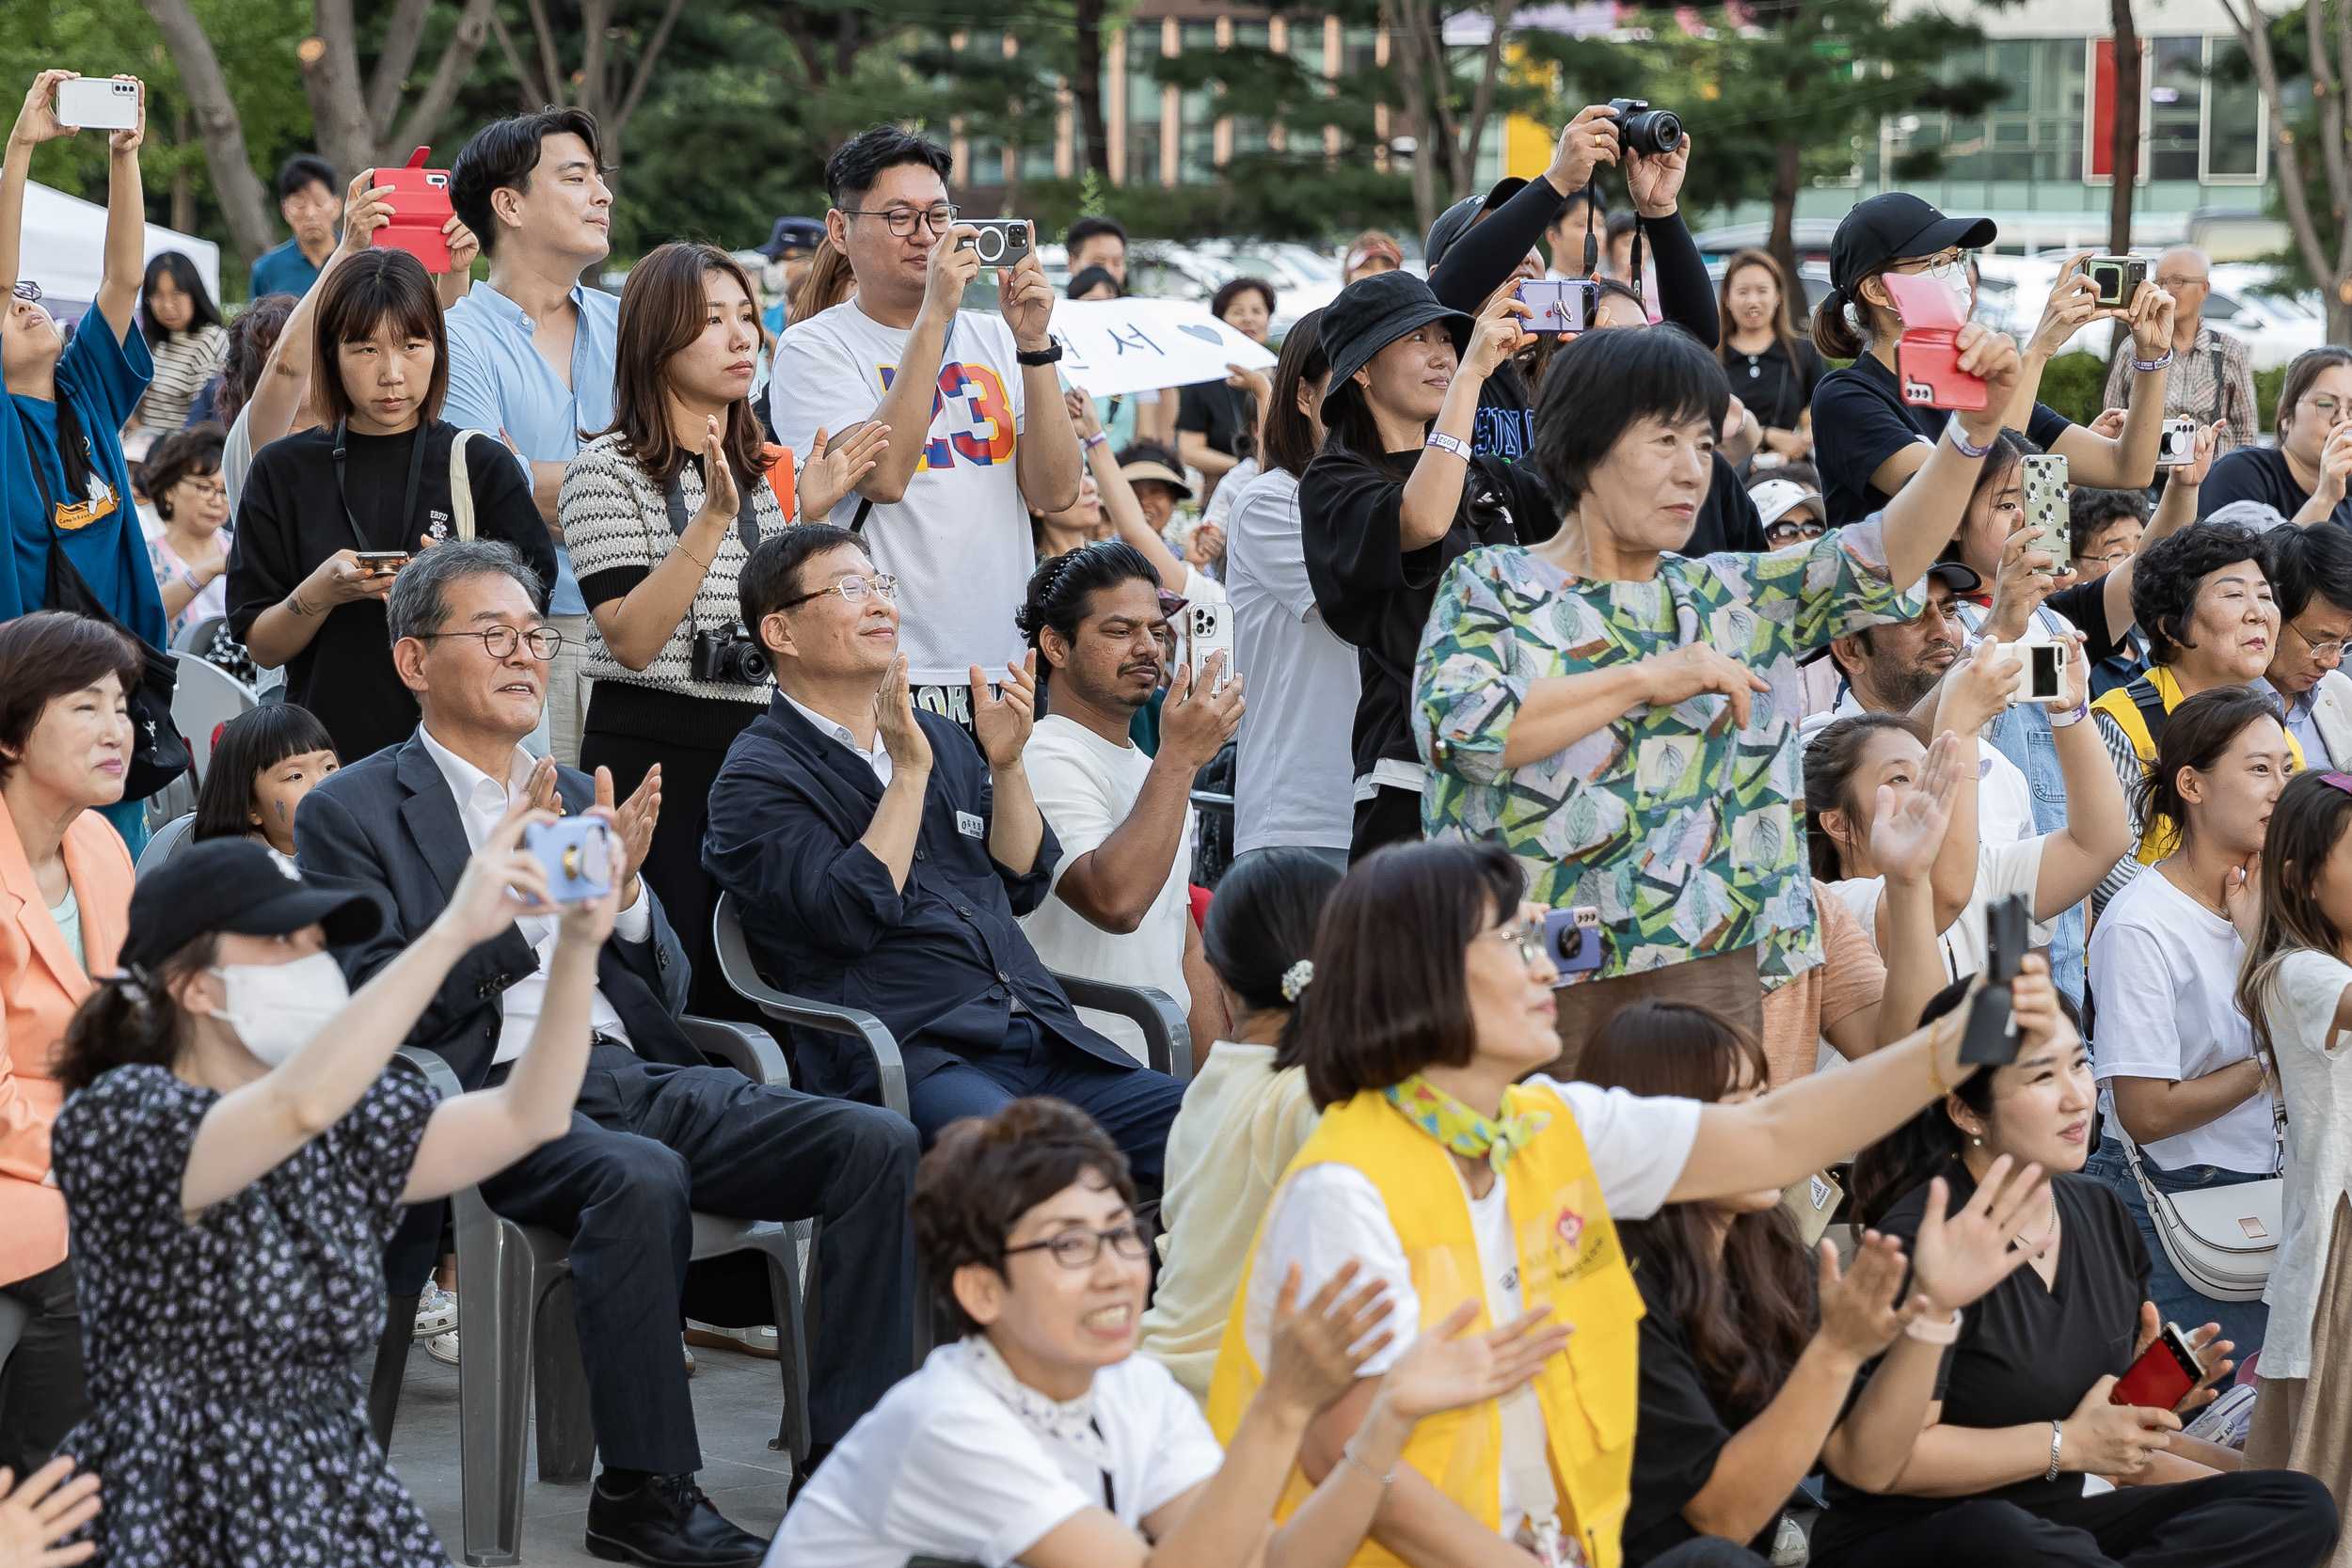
[836,204,960,238]
[1003,1217,1153,1271]
[1765,517,1828,547]
[10,280,40,303]
[417,625,564,659]
[780,573,898,610]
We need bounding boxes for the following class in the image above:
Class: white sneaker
[413,1285,457,1339]
[426,1329,459,1366]
[684,1322,781,1362]
[683,1338,697,1377]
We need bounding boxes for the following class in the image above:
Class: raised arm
[1071,387,1189,589]
[1002,231,1083,515]
[857,230,977,505]
[1877,328,2022,586]
[247,171,392,449]
[1426,106,1623,310]
[1854,732,1961,1053]
[1666,956,2056,1205]
[862,655,935,890]
[1,72,77,300]
[2107,418,2218,641]
[2028,635,2131,917]
[92,76,145,343]
[180,803,557,1218]
[974,654,1046,877]
[1399,288,1529,550]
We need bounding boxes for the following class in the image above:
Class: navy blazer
[703,693,1133,1103]
[294,729,695,1091]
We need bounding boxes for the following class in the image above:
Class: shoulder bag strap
[448,428,477,542]
[2127,673,2169,750]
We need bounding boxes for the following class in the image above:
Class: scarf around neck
[1383,1073,1553,1174]
[958,1335,1113,1469]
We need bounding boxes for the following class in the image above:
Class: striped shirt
[560,432,794,704]
[134,324,228,432]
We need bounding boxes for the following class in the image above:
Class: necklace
[2014,1191,2060,1249]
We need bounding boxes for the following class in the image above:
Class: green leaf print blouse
[1412,517,1924,986]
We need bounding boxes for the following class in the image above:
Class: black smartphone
[1958,894,2032,1065]
[354,550,410,575]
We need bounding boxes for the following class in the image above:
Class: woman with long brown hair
[1715,248,1821,467]
[1581,1000,2047,1565]
[562,240,885,1010]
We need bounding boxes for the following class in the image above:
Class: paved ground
[387,1337,796,1566]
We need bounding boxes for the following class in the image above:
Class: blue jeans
[2083,1135,2271,1358]
[907,1014,1188,1180]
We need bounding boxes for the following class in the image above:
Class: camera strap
[1581,174,1600,277]
[330,418,431,553]
[662,454,768,559]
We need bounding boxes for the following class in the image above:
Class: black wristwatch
[1015,341,1063,366]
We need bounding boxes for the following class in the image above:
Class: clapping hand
[800,421,890,520]
[1377,1298,1575,1420]
[0,1456,99,1568]
[693,416,739,531]
[1262,1261,1398,1416]
[1814,1229,1928,1367]
[972,651,1038,769]
[1869,729,1961,887]
[874,654,934,779]
[2222,852,2263,947]
[593,762,660,912]
[1908,1158,2055,1315]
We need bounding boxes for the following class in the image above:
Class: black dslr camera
[1608,98,1684,155]
[691,621,770,684]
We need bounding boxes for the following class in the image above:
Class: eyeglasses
[10,280,39,303]
[780,573,898,610]
[836,204,960,238]
[2286,620,2352,663]
[2304,395,2349,422]
[1478,919,1547,968]
[1002,1217,1153,1271]
[1895,250,1970,285]
[2153,275,2206,292]
[417,625,564,659]
[1765,517,1827,547]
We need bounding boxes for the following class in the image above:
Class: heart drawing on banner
[1178,323,1223,344]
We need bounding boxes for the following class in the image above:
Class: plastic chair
[134,812,199,880]
[172,613,227,655]
[389,1026,814,1567]
[0,1293,27,1377]
[170,656,257,783]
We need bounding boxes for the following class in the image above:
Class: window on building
[1180,21,1218,184]
[1231,20,1272,159]
[2205,40,2265,180]
[1128,45,1163,186]
[1919,38,2086,184]
[2148,36,2204,182]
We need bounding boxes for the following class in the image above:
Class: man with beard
[1804,560,2042,847]
[1014,543,1243,1061]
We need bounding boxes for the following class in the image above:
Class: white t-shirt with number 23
[771,302,1032,687]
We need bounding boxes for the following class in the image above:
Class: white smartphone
[2011,638,2069,706]
[56,77,140,131]
[1186,601,1235,698]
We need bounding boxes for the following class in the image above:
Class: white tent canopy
[20,179,222,316]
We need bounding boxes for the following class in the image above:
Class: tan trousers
[544,612,591,769]
[1547,945,1763,1079]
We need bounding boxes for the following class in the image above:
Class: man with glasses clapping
[770,124,1085,739]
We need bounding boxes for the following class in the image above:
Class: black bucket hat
[121,837,382,975]
[1321,271,1474,393]
[1825,193,1997,314]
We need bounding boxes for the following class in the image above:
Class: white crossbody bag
[2112,1079,2285,1303]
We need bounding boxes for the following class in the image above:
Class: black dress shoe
[585,1472,769,1567]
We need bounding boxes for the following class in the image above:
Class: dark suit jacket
[703,693,1132,1103]
[294,728,694,1091]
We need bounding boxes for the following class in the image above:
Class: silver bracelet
[1341,1437,1395,1488]
[2134,349,2175,373]
[2045,1419,2064,1482]
[1424,432,1473,462]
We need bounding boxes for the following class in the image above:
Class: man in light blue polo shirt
[443,106,618,768]
[246,153,342,300]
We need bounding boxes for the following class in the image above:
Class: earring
[1971,1135,1983,1147]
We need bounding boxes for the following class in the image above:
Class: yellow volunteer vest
[2090,664,2304,865]
[1204,1083,1643,1568]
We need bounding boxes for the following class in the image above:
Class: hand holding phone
[2111,1322,2203,1411]
[524,816,614,904]
[1958,895,2032,1065]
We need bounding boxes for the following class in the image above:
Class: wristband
[1904,1307,1963,1344]
[1945,417,1994,461]
[1015,341,1063,366]
[2046,1420,2065,1482]
[1425,432,1473,461]
[178,567,205,593]
[1082,430,1108,451]
[2049,698,2090,729]
[2134,349,2175,373]
[1340,1437,1395,1488]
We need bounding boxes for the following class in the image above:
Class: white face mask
[206,949,350,1068]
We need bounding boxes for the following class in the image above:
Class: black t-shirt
[1684,453,1770,556]
[1724,336,1825,436]
[1300,444,1555,779]
[1623,1244,1799,1565]
[2199,443,2352,529]
[1811,354,2073,528]
[2039,577,2130,667]
[1813,1169,2151,1554]
[225,420,557,763]
[1177,379,1253,460]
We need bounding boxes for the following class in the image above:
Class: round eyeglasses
[1002,1218,1153,1271]
[416,624,564,659]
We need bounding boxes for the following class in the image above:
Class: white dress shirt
[418,725,650,1065]
[783,689,893,784]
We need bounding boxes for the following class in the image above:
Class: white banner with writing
[1048,297,1279,399]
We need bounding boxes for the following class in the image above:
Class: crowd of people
[8,60,2352,1568]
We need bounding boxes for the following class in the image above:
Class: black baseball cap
[1827,194,1997,297]
[121,838,382,974]
[1320,271,1473,393]
[757,217,828,261]
[1423,178,1532,274]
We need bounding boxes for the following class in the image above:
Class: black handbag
[16,410,190,800]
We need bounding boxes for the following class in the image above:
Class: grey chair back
[135,812,199,881]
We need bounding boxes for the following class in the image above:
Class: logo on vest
[1548,1202,1617,1283]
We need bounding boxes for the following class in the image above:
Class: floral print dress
[49,1064,445,1566]
[1412,516,1923,988]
